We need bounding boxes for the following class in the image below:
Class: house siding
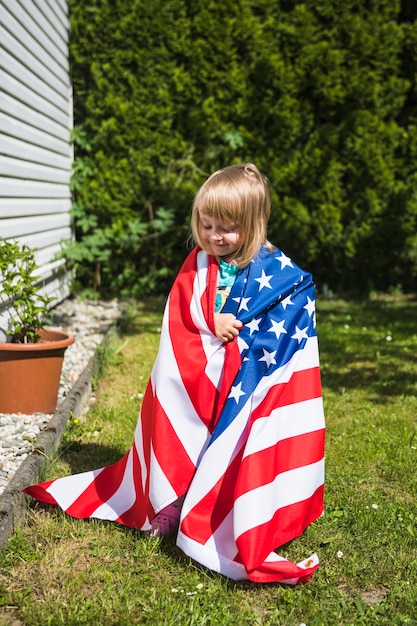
[0,0,73,341]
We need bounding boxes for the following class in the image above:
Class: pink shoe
[149,504,180,537]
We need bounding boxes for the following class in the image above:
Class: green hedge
[67,0,417,296]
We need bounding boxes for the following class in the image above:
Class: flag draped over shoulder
[24,246,325,585]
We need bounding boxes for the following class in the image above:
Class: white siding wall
[0,0,73,341]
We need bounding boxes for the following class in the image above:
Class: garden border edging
[0,352,100,550]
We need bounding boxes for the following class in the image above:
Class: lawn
[0,294,416,625]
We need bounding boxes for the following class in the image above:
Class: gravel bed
[0,298,123,496]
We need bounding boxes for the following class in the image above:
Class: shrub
[67,0,417,296]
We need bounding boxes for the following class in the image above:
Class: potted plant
[0,238,74,414]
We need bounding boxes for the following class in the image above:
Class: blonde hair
[191,163,273,268]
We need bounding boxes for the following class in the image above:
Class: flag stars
[233,296,251,312]
[281,295,294,310]
[276,252,294,269]
[255,270,273,291]
[258,348,277,368]
[268,319,287,340]
[246,317,261,336]
[291,325,309,343]
[304,296,316,317]
[237,336,249,353]
[228,382,246,404]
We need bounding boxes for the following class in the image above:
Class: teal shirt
[215,259,239,312]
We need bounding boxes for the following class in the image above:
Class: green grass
[1,294,417,625]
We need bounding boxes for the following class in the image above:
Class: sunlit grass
[0,295,416,625]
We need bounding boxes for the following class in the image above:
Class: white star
[246,317,261,336]
[303,296,315,317]
[291,325,309,343]
[228,381,246,404]
[276,252,294,269]
[237,336,249,353]
[258,348,277,368]
[281,295,294,310]
[232,296,251,312]
[255,270,273,291]
[268,319,287,339]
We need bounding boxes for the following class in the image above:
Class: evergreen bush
[67,0,417,296]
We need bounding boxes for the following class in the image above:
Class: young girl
[24,163,325,585]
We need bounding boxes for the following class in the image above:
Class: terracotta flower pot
[0,329,74,414]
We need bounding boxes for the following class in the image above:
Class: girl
[24,163,325,585]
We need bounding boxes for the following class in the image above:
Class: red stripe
[114,443,148,529]
[23,481,56,505]
[151,394,197,495]
[181,369,324,544]
[237,484,324,574]
[136,382,154,516]
[251,366,322,421]
[232,546,319,584]
[235,429,325,499]
[65,454,130,518]
[168,253,221,432]
[181,446,244,543]
[202,252,218,335]
[247,557,319,584]
[213,340,242,425]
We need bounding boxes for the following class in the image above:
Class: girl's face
[199,211,240,262]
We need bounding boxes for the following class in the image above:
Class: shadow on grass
[117,296,166,337]
[317,294,417,401]
[155,535,260,590]
[57,441,129,474]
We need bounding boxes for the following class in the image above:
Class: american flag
[24,246,325,585]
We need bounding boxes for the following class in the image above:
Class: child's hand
[214,313,243,342]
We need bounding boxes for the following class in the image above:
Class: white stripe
[148,444,179,512]
[190,250,210,335]
[261,552,320,585]
[263,551,318,568]
[177,526,247,581]
[251,336,320,406]
[182,340,321,512]
[243,397,325,459]
[178,519,319,584]
[264,552,290,563]
[150,298,210,466]
[180,401,252,517]
[47,468,104,509]
[191,250,226,390]
[133,409,148,496]
[92,449,138,520]
[297,553,319,569]
[203,336,226,390]
[202,508,237,559]
[234,459,325,538]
